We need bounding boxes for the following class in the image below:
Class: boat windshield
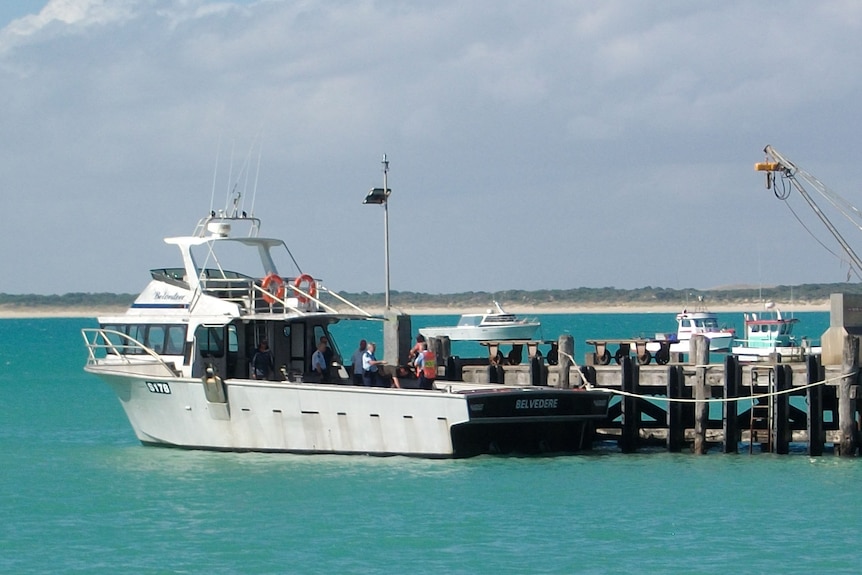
[457,316,483,327]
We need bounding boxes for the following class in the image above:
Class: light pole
[362,154,391,310]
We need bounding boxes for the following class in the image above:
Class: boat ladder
[749,367,774,453]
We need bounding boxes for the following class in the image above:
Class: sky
[2,0,862,296]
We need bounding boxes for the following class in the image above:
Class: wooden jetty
[392,293,862,456]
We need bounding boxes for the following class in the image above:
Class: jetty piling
[620,356,638,453]
[773,364,791,454]
[807,354,824,456]
[722,354,740,454]
[667,365,685,452]
[692,335,710,455]
[838,335,860,456]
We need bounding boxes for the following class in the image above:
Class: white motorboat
[419,302,540,341]
[731,302,820,362]
[652,302,735,354]
[82,202,607,457]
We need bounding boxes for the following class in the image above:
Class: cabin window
[147,326,166,353]
[98,323,187,355]
[227,325,238,353]
[165,326,187,355]
[127,325,147,355]
[196,325,226,358]
[290,322,305,357]
[100,324,124,354]
[681,319,691,328]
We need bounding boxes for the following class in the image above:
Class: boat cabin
[741,311,799,348]
[90,213,375,383]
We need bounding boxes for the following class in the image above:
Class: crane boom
[755,145,862,279]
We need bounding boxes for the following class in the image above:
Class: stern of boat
[448,388,610,457]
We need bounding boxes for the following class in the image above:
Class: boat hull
[731,344,822,362]
[419,323,540,341]
[90,368,609,458]
[648,332,733,354]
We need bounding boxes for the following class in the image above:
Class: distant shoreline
[387,301,830,315]
[0,301,831,319]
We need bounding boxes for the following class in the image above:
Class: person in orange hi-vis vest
[414,343,436,390]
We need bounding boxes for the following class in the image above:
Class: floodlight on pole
[362,154,391,310]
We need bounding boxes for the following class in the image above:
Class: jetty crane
[755,145,862,280]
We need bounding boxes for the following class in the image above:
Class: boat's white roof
[96,211,373,323]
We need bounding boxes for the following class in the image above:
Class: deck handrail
[199,276,255,305]
[81,328,180,377]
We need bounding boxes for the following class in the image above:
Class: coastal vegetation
[0,292,136,309]
[338,283,862,308]
[3,283,860,310]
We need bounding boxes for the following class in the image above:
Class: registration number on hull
[146,381,172,394]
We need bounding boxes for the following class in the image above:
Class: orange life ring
[293,273,317,304]
[261,273,285,304]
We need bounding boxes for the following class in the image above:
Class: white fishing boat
[419,302,540,341]
[82,200,608,457]
[731,302,819,362]
[652,300,735,354]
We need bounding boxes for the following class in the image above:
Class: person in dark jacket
[251,340,274,380]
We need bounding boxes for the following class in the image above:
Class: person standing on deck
[318,336,333,379]
[251,340,274,380]
[311,341,328,382]
[414,343,437,390]
[362,342,385,387]
[408,334,426,366]
[351,339,367,386]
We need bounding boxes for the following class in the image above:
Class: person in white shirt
[362,342,385,387]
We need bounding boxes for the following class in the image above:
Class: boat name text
[146,381,172,394]
[153,291,186,301]
[515,398,558,410]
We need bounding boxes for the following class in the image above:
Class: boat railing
[199,276,256,306]
[194,275,313,314]
[182,272,372,317]
[82,328,181,377]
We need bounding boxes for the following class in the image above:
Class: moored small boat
[419,302,540,341]
[651,299,734,354]
[731,302,820,362]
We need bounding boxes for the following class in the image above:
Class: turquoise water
[4,313,860,574]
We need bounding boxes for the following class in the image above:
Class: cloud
[1,0,135,48]
[2,0,862,295]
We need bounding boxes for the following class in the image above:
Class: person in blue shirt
[311,341,328,382]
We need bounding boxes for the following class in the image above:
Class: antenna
[250,135,262,217]
[224,140,236,214]
[210,135,222,215]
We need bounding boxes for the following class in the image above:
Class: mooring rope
[560,350,855,404]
